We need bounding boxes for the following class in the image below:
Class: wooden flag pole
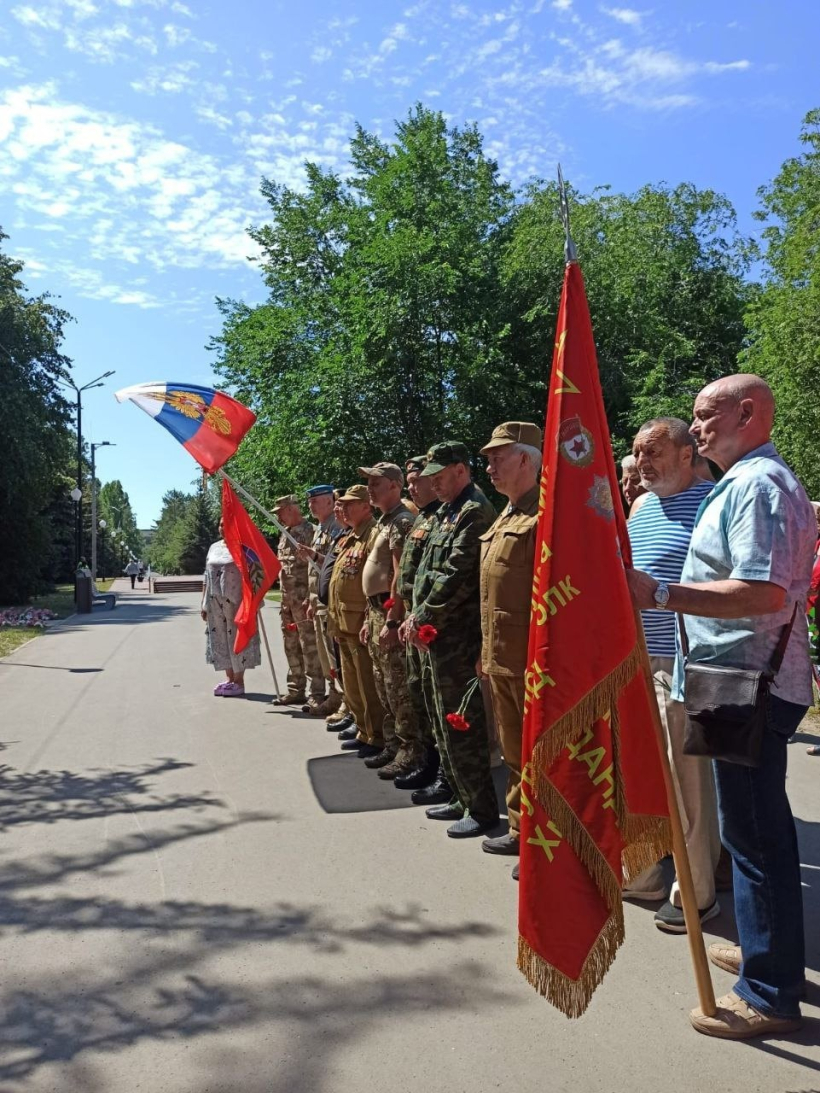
[632,608,716,1017]
[258,613,281,699]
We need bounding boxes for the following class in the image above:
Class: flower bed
[0,607,58,629]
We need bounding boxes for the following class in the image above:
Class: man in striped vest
[623,416,721,933]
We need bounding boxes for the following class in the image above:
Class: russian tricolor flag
[115,382,256,474]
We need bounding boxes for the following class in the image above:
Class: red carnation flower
[417,624,438,644]
[446,712,470,731]
[286,622,298,632]
[382,597,396,610]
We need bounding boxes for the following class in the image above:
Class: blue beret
[306,484,334,497]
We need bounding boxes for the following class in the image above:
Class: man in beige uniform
[273,495,324,708]
[358,462,419,778]
[477,422,542,859]
[297,484,344,717]
[327,484,385,757]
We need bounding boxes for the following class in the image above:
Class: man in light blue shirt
[628,374,815,1041]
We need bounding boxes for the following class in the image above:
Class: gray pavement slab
[0,586,818,1092]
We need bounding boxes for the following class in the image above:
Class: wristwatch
[386,620,400,630]
[653,581,671,610]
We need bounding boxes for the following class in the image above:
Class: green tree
[743,108,820,498]
[0,230,75,603]
[210,105,514,501]
[98,479,141,556]
[501,181,753,456]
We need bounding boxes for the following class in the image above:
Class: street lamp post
[58,371,115,570]
[90,440,115,578]
[98,519,107,581]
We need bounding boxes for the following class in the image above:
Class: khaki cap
[273,494,300,511]
[480,421,543,455]
[359,461,404,484]
[338,484,371,503]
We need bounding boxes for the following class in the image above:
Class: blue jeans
[713,694,807,1019]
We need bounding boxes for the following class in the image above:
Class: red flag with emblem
[517,259,671,1017]
[221,479,281,653]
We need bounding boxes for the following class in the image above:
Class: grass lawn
[265,590,282,603]
[0,580,115,658]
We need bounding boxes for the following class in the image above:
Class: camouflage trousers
[421,637,498,825]
[280,595,325,699]
[404,642,436,752]
[367,608,423,763]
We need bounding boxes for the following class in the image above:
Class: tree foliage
[146,486,219,576]
[743,108,820,499]
[0,230,75,603]
[210,107,753,499]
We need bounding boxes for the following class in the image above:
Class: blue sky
[2,0,818,526]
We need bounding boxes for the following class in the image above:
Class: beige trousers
[629,656,721,908]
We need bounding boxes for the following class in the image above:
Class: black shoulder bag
[679,606,797,768]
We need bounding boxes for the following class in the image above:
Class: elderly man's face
[308,494,334,521]
[341,499,371,527]
[620,465,643,507]
[277,503,301,528]
[486,444,525,498]
[690,390,748,469]
[633,428,693,498]
[334,500,349,526]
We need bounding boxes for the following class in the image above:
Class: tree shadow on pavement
[0,899,505,1088]
[0,758,225,830]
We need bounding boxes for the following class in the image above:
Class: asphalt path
[0,583,818,1092]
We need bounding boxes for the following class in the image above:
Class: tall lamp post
[70,487,83,570]
[98,519,107,581]
[90,440,115,578]
[58,371,115,570]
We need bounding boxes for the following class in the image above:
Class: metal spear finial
[557,164,577,264]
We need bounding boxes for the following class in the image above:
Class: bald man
[628,374,816,1040]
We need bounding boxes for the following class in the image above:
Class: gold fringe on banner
[519,640,674,1016]
[518,914,624,1018]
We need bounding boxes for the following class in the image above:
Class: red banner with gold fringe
[517,260,671,1017]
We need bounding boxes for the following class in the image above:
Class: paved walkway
[0,587,818,1092]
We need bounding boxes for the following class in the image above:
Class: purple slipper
[221,682,245,698]
[214,681,229,695]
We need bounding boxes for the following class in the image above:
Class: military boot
[376,747,423,781]
[273,690,306,706]
[411,770,451,805]
[364,746,397,769]
[301,696,326,716]
[394,747,439,790]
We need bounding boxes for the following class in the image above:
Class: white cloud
[552,0,572,10]
[601,7,643,26]
[11,5,62,30]
[131,60,199,94]
[311,46,332,63]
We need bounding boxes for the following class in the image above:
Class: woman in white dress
[201,521,261,697]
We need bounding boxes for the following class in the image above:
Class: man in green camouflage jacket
[406,441,499,838]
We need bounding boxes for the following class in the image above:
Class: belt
[367,593,390,609]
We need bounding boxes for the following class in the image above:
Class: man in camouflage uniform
[297,484,345,717]
[272,495,325,709]
[358,462,420,779]
[406,441,499,838]
[327,484,385,756]
[395,456,443,792]
[477,422,542,865]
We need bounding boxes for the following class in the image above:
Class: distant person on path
[125,559,139,589]
[201,521,260,698]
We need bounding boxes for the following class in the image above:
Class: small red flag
[221,479,281,653]
[517,260,671,1017]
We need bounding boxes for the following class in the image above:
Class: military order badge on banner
[517,260,671,1017]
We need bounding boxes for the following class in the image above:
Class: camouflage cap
[338,483,371,503]
[419,441,471,477]
[358,461,404,484]
[404,454,428,474]
[273,494,300,511]
[480,421,543,455]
